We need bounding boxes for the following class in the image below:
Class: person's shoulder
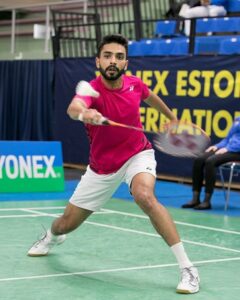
[123,75,149,97]
[90,76,100,86]
[124,74,143,84]
[89,76,102,91]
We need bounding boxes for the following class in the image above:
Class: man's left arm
[144,90,177,122]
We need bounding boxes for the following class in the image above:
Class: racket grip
[78,113,109,125]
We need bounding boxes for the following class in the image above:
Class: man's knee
[133,188,156,211]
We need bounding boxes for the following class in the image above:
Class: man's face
[96,43,128,81]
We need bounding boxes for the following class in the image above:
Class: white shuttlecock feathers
[75,81,99,98]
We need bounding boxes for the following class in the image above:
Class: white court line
[102,209,240,235]
[0,211,110,219]
[86,221,240,253]
[0,256,240,283]
[0,206,109,213]
[3,205,238,236]
[1,206,239,235]
[11,208,240,254]
[21,208,110,216]
[0,207,109,215]
[1,208,239,253]
[0,215,42,219]
[0,207,65,211]
[20,209,65,219]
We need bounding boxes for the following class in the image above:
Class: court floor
[0,197,240,300]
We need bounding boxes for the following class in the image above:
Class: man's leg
[131,173,199,294]
[131,173,180,246]
[28,165,123,257]
[52,202,93,235]
[27,204,93,257]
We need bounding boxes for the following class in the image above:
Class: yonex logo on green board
[0,141,65,192]
[0,155,57,179]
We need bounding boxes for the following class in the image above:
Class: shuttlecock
[75,81,99,98]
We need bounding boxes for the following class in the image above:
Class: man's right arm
[67,97,104,124]
[67,98,87,120]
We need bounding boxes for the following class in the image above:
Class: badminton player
[28,34,200,294]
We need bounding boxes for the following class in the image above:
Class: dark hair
[97,34,128,57]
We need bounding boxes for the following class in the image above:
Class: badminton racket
[75,80,210,157]
[152,121,210,157]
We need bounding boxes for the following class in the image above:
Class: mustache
[106,65,119,72]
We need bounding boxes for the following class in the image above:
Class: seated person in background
[179,0,227,18]
[179,0,227,35]
[182,117,240,210]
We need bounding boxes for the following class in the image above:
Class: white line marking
[1,205,239,235]
[0,207,65,211]
[1,207,240,253]
[102,209,240,235]
[1,206,239,253]
[0,257,240,283]
[22,208,58,216]
[0,206,109,214]
[0,215,41,219]
[86,221,240,253]
[15,208,240,254]
[21,209,61,218]
[0,206,240,235]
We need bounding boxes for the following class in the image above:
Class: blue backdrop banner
[53,56,240,179]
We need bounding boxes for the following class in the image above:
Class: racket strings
[153,123,210,157]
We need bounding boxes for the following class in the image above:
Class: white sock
[171,242,193,269]
[48,229,58,240]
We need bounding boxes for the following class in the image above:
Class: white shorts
[69,149,157,211]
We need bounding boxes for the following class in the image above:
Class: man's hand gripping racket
[76,81,210,157]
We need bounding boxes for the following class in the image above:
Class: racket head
[153,121,211,158]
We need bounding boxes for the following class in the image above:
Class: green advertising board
[0,141,65,192]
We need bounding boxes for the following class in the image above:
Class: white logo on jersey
[129,85,134,91]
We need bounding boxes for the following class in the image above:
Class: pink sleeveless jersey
[78,75,152,174]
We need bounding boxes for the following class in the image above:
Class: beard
[99,64,126,81]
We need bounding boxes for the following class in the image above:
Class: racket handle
[78,113,109,125]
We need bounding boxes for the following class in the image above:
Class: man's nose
[110,56,117,64]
